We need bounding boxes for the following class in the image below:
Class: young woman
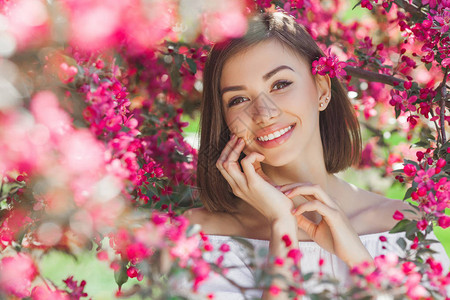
[184,12,448,299]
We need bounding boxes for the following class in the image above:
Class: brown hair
[197,12,361,213]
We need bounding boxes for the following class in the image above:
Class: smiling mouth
[256,124,296,142]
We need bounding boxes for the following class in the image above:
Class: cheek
[225,113,250,138]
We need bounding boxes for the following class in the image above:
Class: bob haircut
[197,12,361,213]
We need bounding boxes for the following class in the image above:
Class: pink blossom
[58,62,78,84]
[192,259,210,291]
[126,266,143,281]
[438,215,450,229]
[287,248,302,265]
[30,91,72,139]
[417,219,428,231]
[219,243,230,252]
[4,0,50,50]
[312,50,347,79]
[0,253,38,298]
[282,234,292,247]
[63,276,88,299]
[170,235,201,268]
[393,210,404,220]
[403,164,416,177]
[269,285,281,295]
[59,130,105,175]
[389,90,417,112]
[31,285,69,300]
[202,1,248,43]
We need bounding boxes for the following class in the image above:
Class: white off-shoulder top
[196,231,449,299]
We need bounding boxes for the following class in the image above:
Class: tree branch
[344,66,405,86]
[439,68,448,144]
[398,0,427,18]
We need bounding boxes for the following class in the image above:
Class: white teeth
[257,125,292,142]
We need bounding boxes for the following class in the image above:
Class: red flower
[403,164,417,177]
[287,248,302,265]
[393,210,404,221]
[269,284,281,295]
[438,215,450,229]
[0,253,38,298]
[282,234,292,247]
[417,219,428,231]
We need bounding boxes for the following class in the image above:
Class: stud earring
[320,103,324,108]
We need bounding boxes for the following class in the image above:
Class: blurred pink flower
[170,235,201,268]
[58,62,78,84]
[30,91,72,139]
[31,285,69,300]
[202,1,247,43]
[59,130,105,175]
[5,0,50,50]
[0,253,38,298]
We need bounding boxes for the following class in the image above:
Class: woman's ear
[315,74,331,111]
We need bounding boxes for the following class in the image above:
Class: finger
[222,138,247,190]
[216,136,240,190]
[216,135,238,167]
[224,137,245,165]
[240,152,265,183]
[293,200,336,220]
[279,182,312,193]
[286,185,338,209]
[295,214,318,238]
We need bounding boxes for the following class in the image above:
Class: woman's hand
[215,135,293,224]
[280,183,373,267]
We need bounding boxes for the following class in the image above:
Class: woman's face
[220,39,330,167]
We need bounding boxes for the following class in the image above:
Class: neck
[263,148,336,189]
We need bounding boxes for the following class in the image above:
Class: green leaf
[385,2,393,12]
[403,187,414,200]
[405,221,418,239]
[396,237,407,250]
[389,219,410,233]
[174,53,184,70]
[303,272,313,281]
[352,1,362,10]
[404,159,419,168]
[232,237,255,252]
[114,262,129,290]
[186,58,197,74]
[403,209,418,216]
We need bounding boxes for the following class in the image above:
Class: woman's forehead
[220,40,308,87]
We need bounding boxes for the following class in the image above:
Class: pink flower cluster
[351,253,450,299]
[398,153,450,230]
[312,49,347,79]
[108,212,211,291]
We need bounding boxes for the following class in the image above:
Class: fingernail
[230,134,236,140]
[284,189,292,195]
[291,208,297,214]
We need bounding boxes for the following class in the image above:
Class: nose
[248,92,281,125]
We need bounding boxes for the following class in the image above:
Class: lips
[254,123,296,148]
[256,125,293,142]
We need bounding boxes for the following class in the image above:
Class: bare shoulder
[183,207,239,235]
[349,188,417,235]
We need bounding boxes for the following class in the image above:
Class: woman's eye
[228,97,248,107]
[272,80,292,91]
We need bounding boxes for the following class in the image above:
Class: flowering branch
[398,0,427,18]
[344,65,406,86]
[439,68,448,144]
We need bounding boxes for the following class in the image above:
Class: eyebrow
[220,65,294,95]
